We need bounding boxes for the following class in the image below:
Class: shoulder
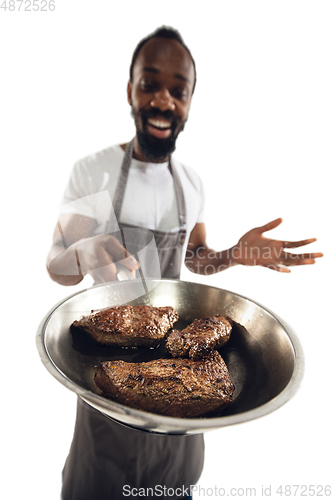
[68,144,125,193]
[62,144,125,202]
[73,144,124,175]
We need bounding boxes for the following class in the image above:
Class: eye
[140,79,158,92]
[172,87,189,101]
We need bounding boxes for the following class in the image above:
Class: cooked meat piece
[71,305,178,347]
[94,351,234,418]
[165,316,232,360]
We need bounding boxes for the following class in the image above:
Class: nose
[150,88,175,111]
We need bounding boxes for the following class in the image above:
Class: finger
[297,252,323,259]
[77,245,115,275]
[130,269,137,278]
[283,238,317,249]
[89,262,118,283]
[257,218,283,234]
[104,236,140,270]
[276,266,291,273]
[283,251,323,260]
[289,258,316,266]
[280,251,323,266]
[265,263,291,273]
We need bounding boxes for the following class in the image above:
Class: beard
[131,106,187,162]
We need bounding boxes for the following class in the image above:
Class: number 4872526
[0,0,55,11]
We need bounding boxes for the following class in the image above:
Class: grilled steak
[94,351,234,418]
[71,305,178,347]
[165,316,232,360]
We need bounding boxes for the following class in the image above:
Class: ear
[127,81,132,106]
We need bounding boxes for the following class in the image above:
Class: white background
[1,1,332,498]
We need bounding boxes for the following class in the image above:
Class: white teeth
[148,118,171,129]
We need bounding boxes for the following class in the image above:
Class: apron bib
[61,141,204,500]
[108,139,187,280]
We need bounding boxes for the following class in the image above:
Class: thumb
[257,217,283,234]
[120,254,141,271]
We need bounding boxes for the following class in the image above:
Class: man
[47,27,322,500]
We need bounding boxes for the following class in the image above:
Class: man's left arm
[185,218,323,275]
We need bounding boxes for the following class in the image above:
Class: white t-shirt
[59,144,205,256]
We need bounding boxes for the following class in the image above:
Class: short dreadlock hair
[129,26,197,93]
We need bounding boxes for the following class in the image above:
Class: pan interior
[41,280,300,432]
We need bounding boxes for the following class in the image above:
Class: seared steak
[71,305,178,347]
[165,316,232,360]
[94,351,234,418]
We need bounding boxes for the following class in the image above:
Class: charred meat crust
[94,351,234,418]
[71,305,179,347]
[165,316,233,360]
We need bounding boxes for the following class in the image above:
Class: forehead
[133,37,195,88]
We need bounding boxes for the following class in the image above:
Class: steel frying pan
[36,279,304,434]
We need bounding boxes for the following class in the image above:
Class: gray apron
[107,138,187,280]
[61,141,204,500]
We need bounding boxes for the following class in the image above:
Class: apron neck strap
[112,139,134,219]
[112,138,187,238]
[168,156,187,241]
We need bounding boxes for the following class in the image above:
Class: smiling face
[127,37,195,162]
